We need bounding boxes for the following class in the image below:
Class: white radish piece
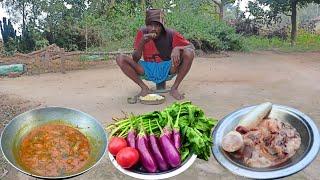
[221,102,273,153]
[238,102,272,130]
[222,131,244,152]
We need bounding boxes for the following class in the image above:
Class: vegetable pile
[106,101,217,172]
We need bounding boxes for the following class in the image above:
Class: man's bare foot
[138,88,151,97]
[170,88,185,100]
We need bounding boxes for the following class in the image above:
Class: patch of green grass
[87,38,133,53]
[244,32,320,52]
[79,54,110,61]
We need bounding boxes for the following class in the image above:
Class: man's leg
[170,48,195,100]
[116,54,150,96]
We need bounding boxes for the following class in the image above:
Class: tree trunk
[236,0,241,19]
[31,1,37,26]
[219,4,224,21]
[85,23,88,53]
[110,0,115,7]
[213,0,224,21]
[22,2,26,31]
[141,0,146,9]
[291,0,297,46]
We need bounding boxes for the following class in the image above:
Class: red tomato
[108,137,128,156]
[116,147,139,169]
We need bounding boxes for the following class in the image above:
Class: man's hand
[142,33,157,44]
[171,47,181,67]
[133,33,157,62]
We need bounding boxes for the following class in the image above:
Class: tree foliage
[0,0,245,53]
[247,0,320,45]
[0,17,16,44]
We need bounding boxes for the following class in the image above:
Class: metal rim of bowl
[108,152,197,180]
[211,104,320,179]
[0,106,108,179]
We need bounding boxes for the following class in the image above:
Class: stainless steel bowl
[212,104,320,179]
[109,152,197,179]
[0,106,108,179]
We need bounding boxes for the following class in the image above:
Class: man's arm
[132,32,156,62]
[171,43,195,67]
[132,40,144,62]
[171,31,195,52]
[171,31,195,67]
[173,43,195,52]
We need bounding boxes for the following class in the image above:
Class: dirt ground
[0,51,319,180]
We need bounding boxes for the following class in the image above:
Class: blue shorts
[138,60,176,84]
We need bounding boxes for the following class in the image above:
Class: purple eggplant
[162,111,174,141]
[173,106,182,150]
[127,129,136,148]
[156,117,181,168]
[148,120,169,171]
[126,116,136,148]
[136,122,157,173]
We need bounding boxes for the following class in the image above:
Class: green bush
[3,37,17,56]
[35,39,49,50]
[243,36,285,50]
[244,31,320,52]
[84,2,245,52]
[166,10,245,52]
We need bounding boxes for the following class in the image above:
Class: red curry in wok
[17,124,91,176]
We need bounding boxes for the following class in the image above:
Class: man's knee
[182,48,195,63]
[116,54,129,67]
